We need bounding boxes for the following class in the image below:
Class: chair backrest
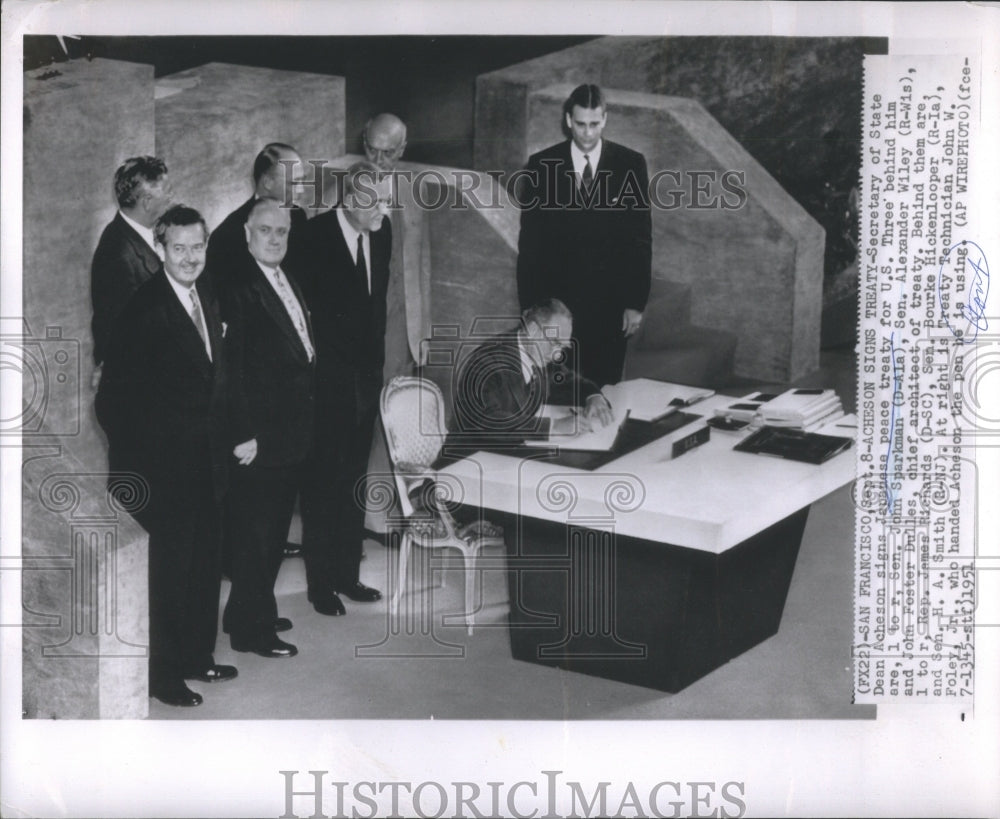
[380,376,449,469]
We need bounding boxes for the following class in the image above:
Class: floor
[150,346,875,721]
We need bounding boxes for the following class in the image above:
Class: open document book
[524,379,715,451]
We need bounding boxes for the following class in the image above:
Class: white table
[441,392,855,692]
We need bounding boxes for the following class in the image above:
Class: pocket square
[222,322,228,338]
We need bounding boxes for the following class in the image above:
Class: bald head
[363,113,407,171]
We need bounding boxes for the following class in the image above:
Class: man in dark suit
[205,144,311,564]
[453,298,613,443]
[516,83,652,387]
[96,205,233,708]
[220,198,314,658]
[90,156,173,368]
[298,161,391,616]
[205,142,310,296]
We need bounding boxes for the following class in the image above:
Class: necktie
[528,365,542,394]
[356,233,369,294]
[582,155,594,191]
[272,269,314,361]
[189,290,211,361]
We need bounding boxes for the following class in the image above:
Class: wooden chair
[379,376,504,634]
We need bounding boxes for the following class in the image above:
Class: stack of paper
[760,388,844,431]
[712,391,780,424]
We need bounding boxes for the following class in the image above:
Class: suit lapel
[198,278,225,374]
[330,209,367,296]
[558,141,577,202]
[160,274,213,375]
[116,213,161,277]
[249,260,312,363]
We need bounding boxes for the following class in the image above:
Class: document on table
[602,378,714,422]
[524,405,624,451]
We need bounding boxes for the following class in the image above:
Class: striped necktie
[271,268,314,361]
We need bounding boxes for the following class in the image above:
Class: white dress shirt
[570,139,603,184]
[165,274,212,361]
[517,334,538,385]
[336,207,371,293]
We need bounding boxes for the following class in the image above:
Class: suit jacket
[299,207,392,428]
[453,332,602,440]
[516,139,652,323]
[96,271,229,522]
[205,197,308,298]
[221,252,315,467]
[90,212,163,365]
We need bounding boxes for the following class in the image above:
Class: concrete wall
[318,156,520,421]
[524,84,824,381]
[155,63,346,232]
[21,58,155,718]
[475,36,865,198]
[475,36,866,372]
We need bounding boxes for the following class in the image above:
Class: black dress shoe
[184,664,238,683]
[307,589,346,616]
[284,541,303,558]
[150,681,203,707]
[336,581,382,602]
[225,618,292,635]
[231,635,298,658]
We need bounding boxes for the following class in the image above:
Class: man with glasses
[452,298,614,443]
[362,113,407,173]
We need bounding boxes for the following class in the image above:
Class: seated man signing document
[453,298,614,444]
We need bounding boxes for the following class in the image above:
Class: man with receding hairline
[298,161,392,617]
[363,113,407,172]
[220,197,314,660]
[205,142,310,296]
[453,298,613,443]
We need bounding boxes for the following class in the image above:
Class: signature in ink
[938,240,990,343]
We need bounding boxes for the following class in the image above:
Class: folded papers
[715,387,845,432]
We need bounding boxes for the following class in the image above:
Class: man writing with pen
[452,298,614,444]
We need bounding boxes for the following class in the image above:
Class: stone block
[22,58,154,719]
[475,35,866,196]
[23,58,154,448]
[475,36,868,377]
[155,62,345,232]
[22,450,149,719]
[522,84,824,382]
